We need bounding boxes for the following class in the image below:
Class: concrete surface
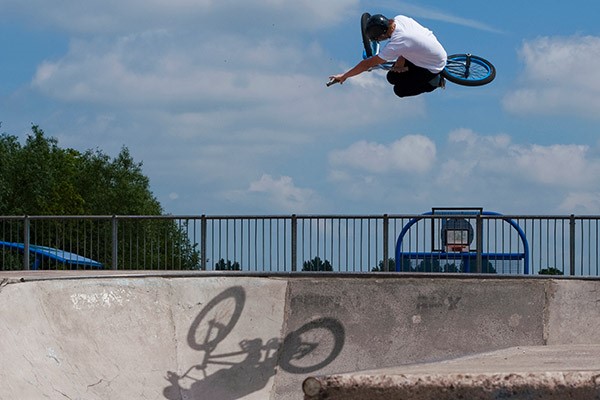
[303,345,600,399]
[1,272,600,399]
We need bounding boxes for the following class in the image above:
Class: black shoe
[439,76,446,89]
[429,75,445,88]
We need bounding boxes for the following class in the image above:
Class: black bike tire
[442,54,496,87]
[360,13,373,58]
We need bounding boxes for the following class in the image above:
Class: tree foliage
[384,256,497,274]
[302,256,333,272]
[0,125,199,270]
[214,259,241,271]
[0,125,161,215]
[539,267,564,275]
[372,258,395,272]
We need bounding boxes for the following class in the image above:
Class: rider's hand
[329,74,346,84]
[391,65,409,73]
[391,56,408,73]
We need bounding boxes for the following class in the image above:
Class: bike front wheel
[360,12,374,58]
[442,54,496,86]
[187,286,246,351]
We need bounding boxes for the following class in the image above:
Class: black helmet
[365,14,390,41]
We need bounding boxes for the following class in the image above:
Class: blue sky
[1,1,600,216]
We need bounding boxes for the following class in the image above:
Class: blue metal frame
[0,241,103,269]
[394,211,530,274]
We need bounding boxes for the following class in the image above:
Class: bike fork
[464,54,472,78]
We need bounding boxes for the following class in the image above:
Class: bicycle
[327,12,496,87]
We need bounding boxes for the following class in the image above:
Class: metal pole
[291,214,297,272]
[383,214,389,271]
[476,214,483,273]
[111,216,118,270]
[570,215,576,276]
[23,216,30,270]
[201,215,207,270]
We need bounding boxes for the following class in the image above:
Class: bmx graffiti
[163,286,345,400]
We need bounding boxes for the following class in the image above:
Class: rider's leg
[387,61,440,98]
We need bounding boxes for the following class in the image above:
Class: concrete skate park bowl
[1,272,600,399]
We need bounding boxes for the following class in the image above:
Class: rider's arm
[331,55,386,84]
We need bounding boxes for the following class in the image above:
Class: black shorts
[386,60,439,98]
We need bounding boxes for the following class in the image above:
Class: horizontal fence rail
[0,214,599,276]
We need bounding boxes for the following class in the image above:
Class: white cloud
[244,174,321,213]
[329,135,436,174]
[32,34,314,106]
[511,144,596,186]
[2,0,358,34]
[441,128,600,188]
[324,128,600,214]
[559,192,600,214]
[503,35,600,117]
[385,1,503,33]
[449,128,511,149]
[429,129,600,214]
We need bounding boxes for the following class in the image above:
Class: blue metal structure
[395,210,529,274]
[0,241,103,269]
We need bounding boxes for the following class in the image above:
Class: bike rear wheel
[442,54,496,86]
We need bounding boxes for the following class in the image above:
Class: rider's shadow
[164,338,279,400]
[163,286,345,400]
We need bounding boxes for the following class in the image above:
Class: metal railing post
[291,214,297,272]
[475,214,483,273]
[201,215,207,270]
[383,214,389,271]
[111,216,118,270]
[570,215,576,276]
[23,216,30,270]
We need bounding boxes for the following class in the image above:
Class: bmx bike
[327,12,496,87]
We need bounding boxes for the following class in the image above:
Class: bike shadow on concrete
[163,286,345,400]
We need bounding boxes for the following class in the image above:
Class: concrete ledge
[2,273,600,399]
[303,345,600,400]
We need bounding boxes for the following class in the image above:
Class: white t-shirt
[377,15,447,73]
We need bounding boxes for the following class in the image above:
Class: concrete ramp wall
[0,273,599,400]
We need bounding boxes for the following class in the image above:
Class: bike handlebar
[326,78,340,87]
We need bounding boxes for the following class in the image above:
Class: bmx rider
[330,14,448,97]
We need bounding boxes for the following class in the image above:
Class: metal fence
[1,214,600,276]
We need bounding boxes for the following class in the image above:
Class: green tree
[0,125,199,270]
[480,260,497,274]
[214,259,241,271]
[539,267,564,275]
[0,125,162,215]
[1,126,83,214]
[443,263,460,273]
[372,257,412,272]
[372,258,395,272]
[415,258,442,273]
[459,259,497,274]
[302,256,333,272]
